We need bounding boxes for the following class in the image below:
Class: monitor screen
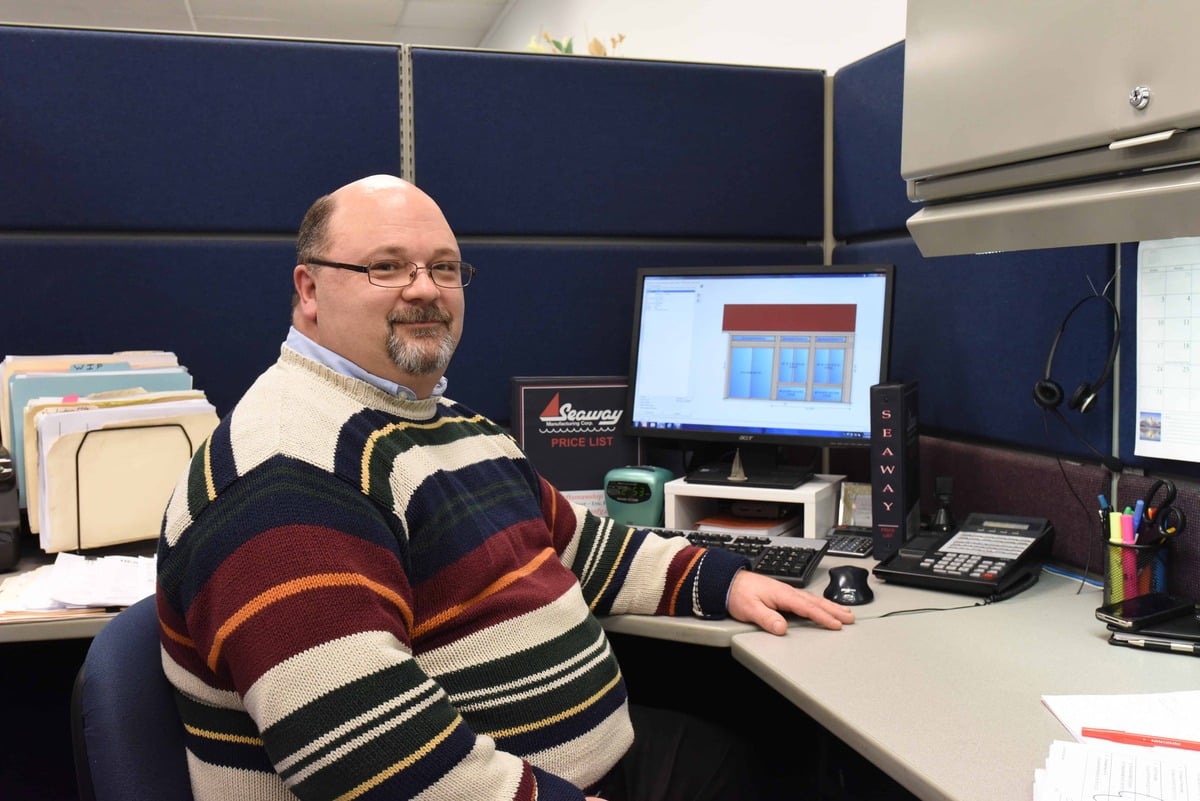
[625,264,894,485]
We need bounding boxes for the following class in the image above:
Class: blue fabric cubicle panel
[835,239,1117,458]
[832,41,913,240]
[0,238,292,417]
[449,241,824,424]
[411,48,825,239]
[0,26,401,232]
[1116,242,1200,479]
[1117,242,1141,471]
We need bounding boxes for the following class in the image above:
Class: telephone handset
[871,513,1055,600]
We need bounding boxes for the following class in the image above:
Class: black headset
[1033,293,1120,414]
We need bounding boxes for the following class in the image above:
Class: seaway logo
[538,392,623,431]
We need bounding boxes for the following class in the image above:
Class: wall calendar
[1136,237,1200,464]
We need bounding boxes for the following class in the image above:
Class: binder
[35,400,218,552]
[6,363,191,505]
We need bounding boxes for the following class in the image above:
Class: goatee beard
[387,309,455,375]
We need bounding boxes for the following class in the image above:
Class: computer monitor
[625,264,895,488]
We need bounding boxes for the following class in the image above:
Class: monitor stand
[684,447,814,490]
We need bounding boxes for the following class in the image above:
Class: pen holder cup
[1103,540,1167,605]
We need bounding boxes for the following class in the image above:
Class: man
[156,175,854,801]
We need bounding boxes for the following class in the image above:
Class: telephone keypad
[924,552,1011,579]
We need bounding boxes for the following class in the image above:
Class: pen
[1132,498,1145,540]
[1097,495,1111,536]
[1113,636,1199,655]
[1081,727,1200,752]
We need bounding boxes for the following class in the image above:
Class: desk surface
[0,610,116,643]
[731,567,1198,801]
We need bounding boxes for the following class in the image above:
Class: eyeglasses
[307,257,476,288]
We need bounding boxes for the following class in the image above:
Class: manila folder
[41,411,216,552]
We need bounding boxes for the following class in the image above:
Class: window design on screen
[723,304,856,403]
[625,264,893,448]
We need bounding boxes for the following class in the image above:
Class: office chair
[71,595,194,801]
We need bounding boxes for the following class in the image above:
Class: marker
[1107,512,1124,602]
[1120,512,1138,591]
[1081,727,1200,752]
[1132,498,1146,541]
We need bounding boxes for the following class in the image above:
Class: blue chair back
[71,595,193,801]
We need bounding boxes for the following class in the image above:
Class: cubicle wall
[0,27,401,232]
[409,48,826,240]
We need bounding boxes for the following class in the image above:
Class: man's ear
[294,264,319,321]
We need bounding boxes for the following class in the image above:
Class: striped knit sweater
[156,346,747,801]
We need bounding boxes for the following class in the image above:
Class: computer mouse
[823,565,874,606]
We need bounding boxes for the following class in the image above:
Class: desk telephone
[872,513,1054,600]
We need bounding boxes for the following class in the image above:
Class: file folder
[0,351,177,448]
[35,401,217,552]
[6,363,192,505]
[22,389,209,533]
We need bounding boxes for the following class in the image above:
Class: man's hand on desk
[727,570,856,634]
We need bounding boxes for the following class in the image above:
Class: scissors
[1138,479,1187,542]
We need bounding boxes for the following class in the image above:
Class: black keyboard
[654,528,829,587]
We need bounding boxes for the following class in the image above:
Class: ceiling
[0,0,515,47]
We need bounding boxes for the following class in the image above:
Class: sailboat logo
[538,392,623,433]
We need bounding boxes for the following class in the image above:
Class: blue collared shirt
[285,326,447,400]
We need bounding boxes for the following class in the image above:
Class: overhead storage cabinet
[901,0,1200,255]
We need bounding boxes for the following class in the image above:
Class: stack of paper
[41,552,156,608]
[1036,691,1200,799]
[0,352,219,552]
[695,512,802,537]
[1035,738,1200,800]
[0,552,155,614]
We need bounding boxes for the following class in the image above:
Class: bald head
[296,176,452,267]
[328,176,455,252]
